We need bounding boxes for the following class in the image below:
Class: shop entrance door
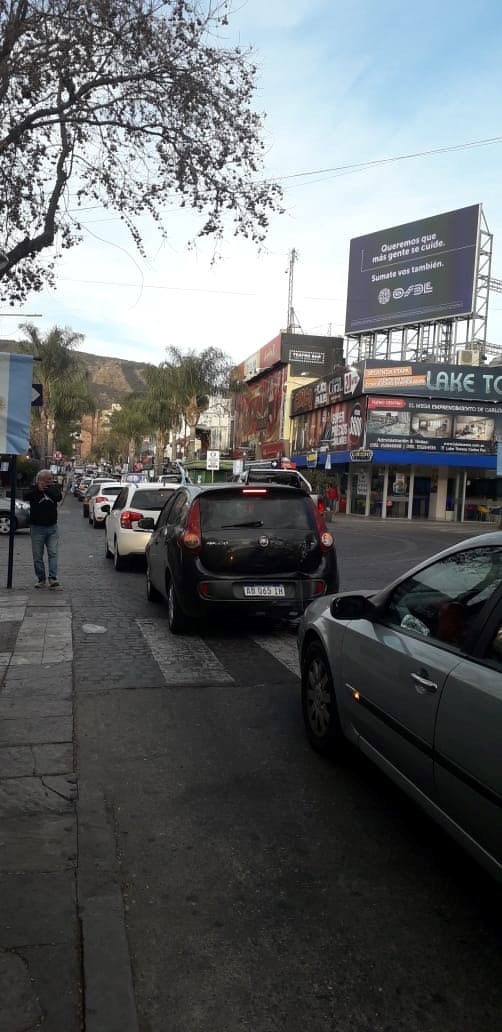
[412,476,431,518]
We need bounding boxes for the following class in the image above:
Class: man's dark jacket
[26,484,62,526]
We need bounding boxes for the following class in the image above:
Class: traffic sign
[31,384,43,406]
[206,450,220,471]
[54,451,62,460]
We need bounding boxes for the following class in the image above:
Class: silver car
[0,498,31,534]
[298,531,502,882]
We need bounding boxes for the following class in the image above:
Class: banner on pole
[0,353,34,454]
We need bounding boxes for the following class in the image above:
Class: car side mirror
[330,594,375,621]
[136,517,155,531]
[101,504,110,514]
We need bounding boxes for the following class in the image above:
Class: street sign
[54,451,62,460]
[206,450,220,471]
[32,383,43,406]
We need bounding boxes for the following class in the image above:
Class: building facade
[290,359,502,521]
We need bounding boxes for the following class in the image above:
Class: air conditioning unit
[457,349,480,367]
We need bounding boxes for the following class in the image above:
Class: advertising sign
[345,205,480,334]
[232,366,287,452]
[366,396,502,455]
[291,398,365,455]
[291,364,362,417]
[362,360,502,402]
[233,333,344,384]
[0,352,34,454]
[206,450,220,470]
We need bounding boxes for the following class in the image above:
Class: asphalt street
[4,502,502,1032]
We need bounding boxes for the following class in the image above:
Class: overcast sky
[6,0,502,366]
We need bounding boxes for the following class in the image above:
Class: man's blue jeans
[31,524,58,581]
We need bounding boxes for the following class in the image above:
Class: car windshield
[133,489,174,510]
[200,494,315,532]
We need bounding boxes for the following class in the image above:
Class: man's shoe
[48,578,60,589]
[34,580,46,588]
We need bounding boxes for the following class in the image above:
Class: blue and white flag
[0,352,34,454]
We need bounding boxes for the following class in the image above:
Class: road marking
[137,619,234,684]
[250,633,300,677]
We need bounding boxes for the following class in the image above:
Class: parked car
[143,482,339,633]
[298,531,502,883]
[0,497,31,534]
[82,477,119,518]
[74,477,92,501]
[234,466,313,494]
[104,482,178,569]
[88,482,124,527]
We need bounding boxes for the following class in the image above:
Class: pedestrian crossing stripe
[136,619,234,684]
[250,635,300,677]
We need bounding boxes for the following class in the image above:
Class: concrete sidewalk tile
[0,951,42,1031]
[15,943,81,1031]
[0,870,77,947]
[0,607,25,622]
[0,746,35,778]
[0,697,72,719]
[0,814,77,872]
[32,743,74,775]
[0,775,75,818]
[5,661,72,684]
[0,715,72,746]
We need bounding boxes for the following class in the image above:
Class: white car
[88,481,124,527]
[104,482,177,570]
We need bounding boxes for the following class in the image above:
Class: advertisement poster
[290,364,362,417]
[362,359,502,402]
[232,366,286,452]
[345,205,480,334]
[233,333,343,384]
[366,396,502,455]
[292,399,365,454]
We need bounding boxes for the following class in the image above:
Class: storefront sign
[291,364,363,416]
[350,448,373,462]
[366,396,502,455]
[306,451,318,468]
[363,359,502,402]
[292,399,366,455]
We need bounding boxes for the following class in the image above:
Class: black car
[142,482,339,633]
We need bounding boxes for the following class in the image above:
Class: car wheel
[301,640,343,756]
[104,532,112,558]
[113,539,127,571]
[146,563,162,602]
[82,506,88,517]
[167,577,188,634]
[0,515,13,534]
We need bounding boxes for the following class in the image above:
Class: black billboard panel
[345,205,480,334]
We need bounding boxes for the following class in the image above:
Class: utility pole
[286,249,303,334]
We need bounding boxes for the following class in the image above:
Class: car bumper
[116,529,152,557]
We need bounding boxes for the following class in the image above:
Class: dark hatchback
[142,482,339,633]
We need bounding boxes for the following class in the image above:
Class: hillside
[0,338,148,409]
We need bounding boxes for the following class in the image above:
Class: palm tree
[164,346,237,463]
[19,323,95,461]
[141,364,182,476]
[107,394,151,471]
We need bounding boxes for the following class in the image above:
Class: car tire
[146,564,162,602]
[113,539,127,571]
[167,577,188,634]
[82,506,88,518]
[301,640,344,757]
[0,515,14,534]
[104,534,112,559]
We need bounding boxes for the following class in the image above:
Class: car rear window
[100,485,122,496]
[200,493,315,532]
[133,489,175,510]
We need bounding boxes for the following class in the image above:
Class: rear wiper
[220,520,264,528]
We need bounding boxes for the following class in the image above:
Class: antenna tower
[286,248,303,333]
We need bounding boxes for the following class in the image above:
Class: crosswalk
[136,618,301,686]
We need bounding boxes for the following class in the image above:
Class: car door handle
[411,672,437,695]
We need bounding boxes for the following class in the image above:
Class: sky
[5,0,502,368]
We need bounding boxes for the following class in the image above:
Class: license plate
[243,585,285,598]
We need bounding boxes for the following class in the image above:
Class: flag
[0,353,34,454]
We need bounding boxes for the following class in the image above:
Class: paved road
[6,505,502,1032]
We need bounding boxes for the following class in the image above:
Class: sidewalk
[0,580,138,1032]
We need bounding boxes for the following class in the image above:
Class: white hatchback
[104,482,177,570]
[88,481,123,527]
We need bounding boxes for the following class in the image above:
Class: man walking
[26,470,62,588]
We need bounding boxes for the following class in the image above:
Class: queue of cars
[74,464,502,883]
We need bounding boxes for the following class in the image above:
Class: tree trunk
[155,429,167,477]
[128,436,135,470]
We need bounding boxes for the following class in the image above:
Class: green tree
[164,345,236,462]
[19,323,95,461]
[107,394,151,471]
[0,0,282,302]
[141,364,182,477]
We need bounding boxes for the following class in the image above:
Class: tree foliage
[0,0,282,302]
[163,343,235,460]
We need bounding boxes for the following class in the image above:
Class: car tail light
[312,502,334,552]
[95,496,107,503]
[242,487,268,495]
[180,499,202,554]
[120,509,143,529]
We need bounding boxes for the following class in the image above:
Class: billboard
[233,333,344,383]
[345,205,480,334]
[232,365,286,453]
[290,364,362,417]
[366,396,502,456]
[362,360,502,402]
